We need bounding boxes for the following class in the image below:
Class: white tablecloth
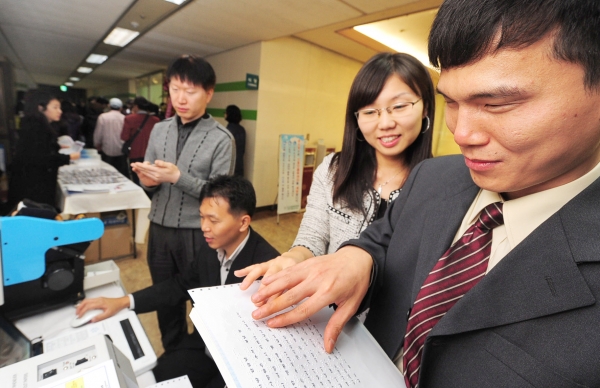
[57,161,151,243]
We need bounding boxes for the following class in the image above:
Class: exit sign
[246,74,259,90]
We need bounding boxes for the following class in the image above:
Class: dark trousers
[147,223,206,351]
[152,331,225,388]
[100,153,129,177]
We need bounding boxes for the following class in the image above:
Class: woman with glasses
[237,52,435,289]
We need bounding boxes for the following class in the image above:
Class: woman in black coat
[8,90,80,210]
[224,104,246,177]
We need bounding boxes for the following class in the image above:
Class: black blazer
[8,116,71,209]
[134,228,279,313]
[346,155,600,387]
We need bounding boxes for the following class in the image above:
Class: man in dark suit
[77,175,279,387]
[241,1,600,387]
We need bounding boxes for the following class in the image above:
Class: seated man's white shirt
[217,231,251,285]
[128,231,251,309]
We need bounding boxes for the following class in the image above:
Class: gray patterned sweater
[142,115,234,228]
[292,153,400,256]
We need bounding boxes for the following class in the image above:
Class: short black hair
[133,96,149,110]
[199,175,256,217]
[166,55,216,90]
[429,0,600,91]
[225,105,242,124]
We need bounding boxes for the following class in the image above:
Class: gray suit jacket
[346,155,600,387]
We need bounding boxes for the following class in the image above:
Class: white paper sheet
[39,359,122,388]
[146,375,193,388]
[188,282,406,388]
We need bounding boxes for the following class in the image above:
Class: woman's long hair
[331,52,435,215]
[21,90,57,134]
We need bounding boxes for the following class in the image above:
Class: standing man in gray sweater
[131,55,235,351]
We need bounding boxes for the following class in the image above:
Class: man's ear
[205,88,215,104]
[239,214,251,232]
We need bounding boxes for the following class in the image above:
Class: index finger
[235,264,263,290]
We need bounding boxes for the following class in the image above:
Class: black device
[0,241,90,320]
[0,313,43,368]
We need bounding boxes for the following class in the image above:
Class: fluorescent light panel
[165,0,186,4]
[77,66,93,74]
[86,54,108,64]
[353,25,430,68]
[64,82,74,86]
[104,27,140,47]
[69,77,80,81]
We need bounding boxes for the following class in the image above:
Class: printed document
[188,282,406,388]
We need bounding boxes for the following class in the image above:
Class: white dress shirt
[129,231,251,309]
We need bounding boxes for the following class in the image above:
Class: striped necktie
[403,202,504,388]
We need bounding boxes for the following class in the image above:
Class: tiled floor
[115,209,304,357]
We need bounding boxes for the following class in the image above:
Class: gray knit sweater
[142,115,235,228]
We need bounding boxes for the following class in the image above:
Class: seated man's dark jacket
[133,227,279,313]
[344,155,600,388]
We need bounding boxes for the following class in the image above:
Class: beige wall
[208,42,261,193]
[427,70,460,157]
[431,93,460,157]
[253,37,362,207]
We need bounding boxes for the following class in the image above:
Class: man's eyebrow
[437,86,526,101]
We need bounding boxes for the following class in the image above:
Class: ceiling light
[77,66,93,73]
[65,82,74,86]
[165,0,186,4]
[86,54,108,64]
[103,27,140,47]
[70,77,80,81]
[353,25,430,67]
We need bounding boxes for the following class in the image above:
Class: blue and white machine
[0,216,104,319]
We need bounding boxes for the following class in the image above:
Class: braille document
[188,282,406,388]
[146,375,193,388]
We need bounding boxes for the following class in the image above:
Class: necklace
[377,170,403,196]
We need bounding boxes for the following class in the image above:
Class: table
[56,161,151,245]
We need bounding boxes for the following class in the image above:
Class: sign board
[277,134,304,215]
[246,73,259,90]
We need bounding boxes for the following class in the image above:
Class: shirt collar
[468,160,600,248]
[176,113,209,128]
[217,229,251,266]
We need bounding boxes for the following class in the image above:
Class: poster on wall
[277,134,305,216]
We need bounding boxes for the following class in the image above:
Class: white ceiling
[0,0,441,90]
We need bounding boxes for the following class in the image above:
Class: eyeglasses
[354,99,421,123]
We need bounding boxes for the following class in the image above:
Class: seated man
[77,175,279,387]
